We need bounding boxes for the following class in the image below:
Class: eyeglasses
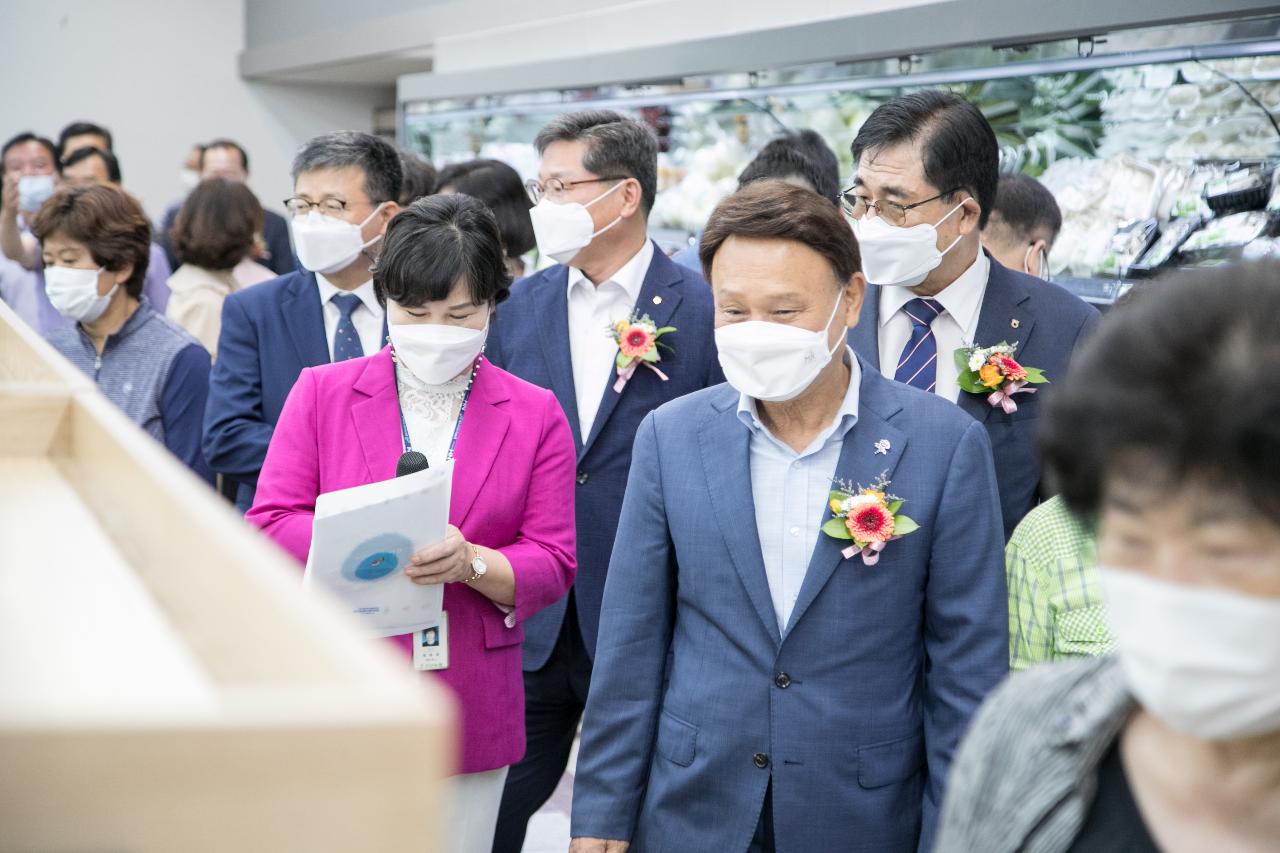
[524,176,628,205]
[840,186,965,227]
[283,196,372,217]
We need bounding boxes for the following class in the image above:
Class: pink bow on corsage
[987,380,1037,414]
[822,475,920,567]
[609,313,675,393]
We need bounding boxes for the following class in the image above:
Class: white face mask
[715,292,846,403]
[389,303,489,385]
[850,201,966,287]
[18,174,56,212]
[291,203,385,276]
[529,180,625,266]
[1101,566,1280,740]
[45,265,115,323]
[179,169,201,191]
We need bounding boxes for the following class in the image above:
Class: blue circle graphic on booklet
[341,533,415,582]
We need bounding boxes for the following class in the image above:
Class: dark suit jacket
[849,256,1099,538]
[486,243,723,669]
[202,270,331,511]
[161,201,296,276]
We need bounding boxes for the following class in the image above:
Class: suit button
[753,752,770,769]
[774,672,791,689]
[576,471,588,485]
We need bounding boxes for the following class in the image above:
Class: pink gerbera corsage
[822,475,920,566]
[954,341,1048,414]
[610,312,675,392]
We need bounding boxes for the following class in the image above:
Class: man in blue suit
[843,91,1099,540]
[486,110,722,853]
[571,182,1007,853]
[202,131,402,511]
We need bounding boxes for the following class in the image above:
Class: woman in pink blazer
[247,194,576,853]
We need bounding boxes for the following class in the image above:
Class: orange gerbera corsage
[822,474,920,566]
[955,342,1048,414]
[609,312,675,392]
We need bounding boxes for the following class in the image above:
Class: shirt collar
[878,250,990,343]
[567,238,654,302]
[736,347,862,452]
[316,274,382,316]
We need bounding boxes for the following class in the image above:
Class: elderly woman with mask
[936,262,1280,852]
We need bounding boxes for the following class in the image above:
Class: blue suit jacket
[203,270,337,511]
[486,243,723,669]
[571,362,1008,853]
[849,257,1099,538]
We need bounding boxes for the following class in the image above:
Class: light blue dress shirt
[736,349,861,632]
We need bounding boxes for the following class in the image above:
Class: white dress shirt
[316,274,385,361]
[737,350,861,633]
[877,251,990,401]
[566,239,654,438]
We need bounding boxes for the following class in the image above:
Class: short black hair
[438,159,536,258]
[398,149,438,205]
[786,129,841,203]
[202,138,250,173]
[701,180,860,285]
[57,121,113,157]
[1,132,60,175]
[986,173,1063,248]
[534,110,658,215]
[737,144,828,202]
[292,131,402,205]
[852,90,999,228]
[373,193,511,310]
[61,146,122,184]
[1042,262,1280,525]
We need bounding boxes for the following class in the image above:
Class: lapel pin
[653,295,663,305]
[1010,318,1021,329]
[874,439,891,456]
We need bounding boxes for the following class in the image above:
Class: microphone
[396,451,429,477]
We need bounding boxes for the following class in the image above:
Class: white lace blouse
[395,362,470,463]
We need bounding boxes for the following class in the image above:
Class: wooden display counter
[0,303,456,852]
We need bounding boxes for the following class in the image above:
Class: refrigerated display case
[401,12,1280,303]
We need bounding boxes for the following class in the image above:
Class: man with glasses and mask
[485,110,722,853]
[981,173,1062,282]
[845,91,1098,539]
[203,131,401,512]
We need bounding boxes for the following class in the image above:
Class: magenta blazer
[247,349,577,774]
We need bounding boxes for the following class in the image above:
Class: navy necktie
[331,293,365,362]
[893,297,943,393]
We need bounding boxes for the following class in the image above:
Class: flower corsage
[610,312,675,392]
[954,342,1048,414]
[821,474,919,566]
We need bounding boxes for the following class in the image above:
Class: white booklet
[304,461,453,638]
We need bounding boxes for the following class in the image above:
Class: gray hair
[534,110,658,215]
[291,131,403,205]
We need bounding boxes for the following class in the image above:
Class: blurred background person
[203,130,401,512]
[166,178,273,356]
[58,145,172,313]
[179,142,205,193]
[981,172,1063,280]
[0,131,59,331]
[159,138,294,276]
[398,147,438,206]
[248,193,577,853]
[56,120,112,160]
[437,159,535,279]
[671,128,839,272]
[31,183,211,482]
[937,263,1280,851]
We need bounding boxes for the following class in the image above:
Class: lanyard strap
[394,356,478,463]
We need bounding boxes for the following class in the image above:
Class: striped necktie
[893,297,943,393]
